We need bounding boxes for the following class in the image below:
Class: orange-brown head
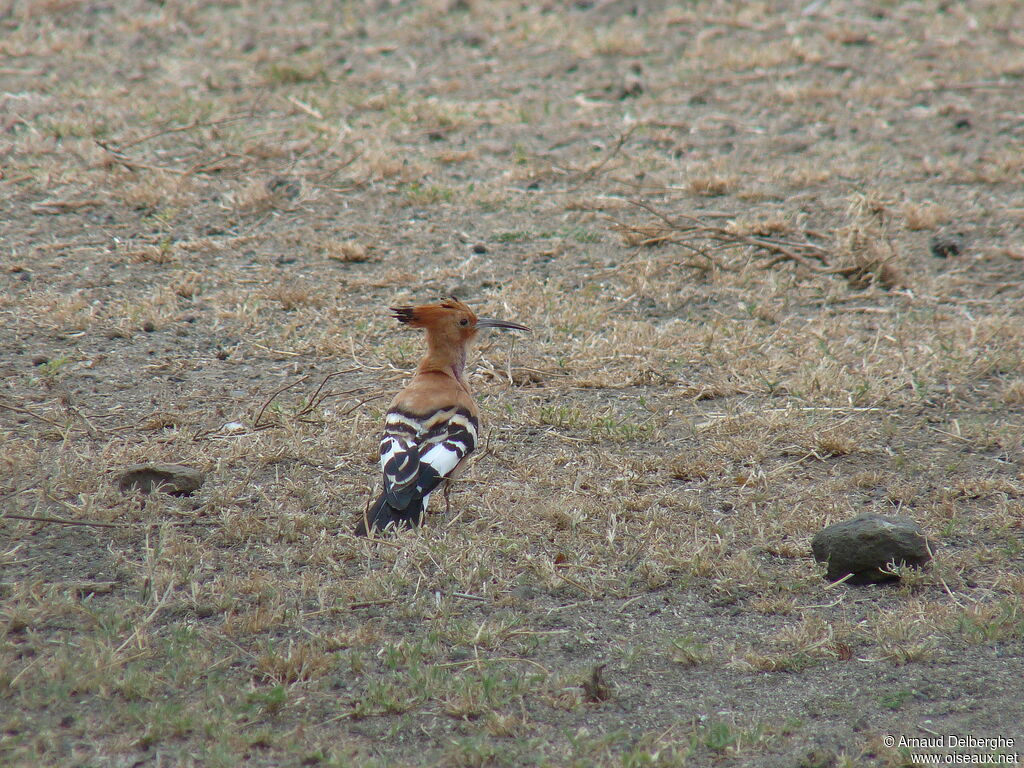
[391,297,529,378]
[391,297,528,338]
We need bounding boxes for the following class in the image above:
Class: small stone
[142,320,156,332]
[618,69,644,99]
[460,32,486,47]
[472,243,488,254]
[118,463,204,496]
[811,514,933,584]
[31,355,49,366]
[511,584,537,601]
[266,176,301,200]
[799,748,837,768]
[930,232,963,259]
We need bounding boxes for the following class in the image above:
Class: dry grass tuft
[1001,379,1024,406]
[321,240,373,263]
[687,172,735,197]
[901,201,952,231]
[263,283,322,311]
[831,193,906,289]
[255,640,334,684]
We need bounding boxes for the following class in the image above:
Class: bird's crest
[391,297,475,328]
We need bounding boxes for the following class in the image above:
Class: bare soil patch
[2,1,1023,766]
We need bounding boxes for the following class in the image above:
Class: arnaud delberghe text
[899,736,1016,750]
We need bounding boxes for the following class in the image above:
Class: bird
[355,297,529,536]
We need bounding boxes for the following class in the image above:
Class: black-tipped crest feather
[391,306,416,324]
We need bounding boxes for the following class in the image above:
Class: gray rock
[811,514,933,584]
[118,463,204,496]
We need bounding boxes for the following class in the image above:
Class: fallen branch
[251,369,382,430]
[0,580,117,595]
[605,198,902,289]
[350,599,396,609]
[95,141,245,177]
[0,400,70,430]
[621,198,832,272]
[567,123,640,191]
[295,369,362,418]
[0,513,125,528]
[118,113,255,149]
[95,140,188,175]
[253,374,311,428]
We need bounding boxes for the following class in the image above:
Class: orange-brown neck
[416,326,475,383]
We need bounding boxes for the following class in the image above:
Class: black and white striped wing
[379,407,478,511]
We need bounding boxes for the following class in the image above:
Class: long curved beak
[476,317,531,332]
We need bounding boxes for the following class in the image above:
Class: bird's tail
[355,491,426,536]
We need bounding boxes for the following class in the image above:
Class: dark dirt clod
[266,177,301,200]
[618,74,644,99]
[581,664,612,703]
[930,231,964,258]
[117,463,205,496]
[798,748,838,768]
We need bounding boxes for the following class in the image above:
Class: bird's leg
[443,480,453,515]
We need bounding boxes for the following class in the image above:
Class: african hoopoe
[355,298,529,536]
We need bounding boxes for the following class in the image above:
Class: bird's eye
[459,318,469,326]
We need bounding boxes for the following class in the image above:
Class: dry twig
[0,513,125,529]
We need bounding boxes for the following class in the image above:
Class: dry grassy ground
[2,1,1023,766]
